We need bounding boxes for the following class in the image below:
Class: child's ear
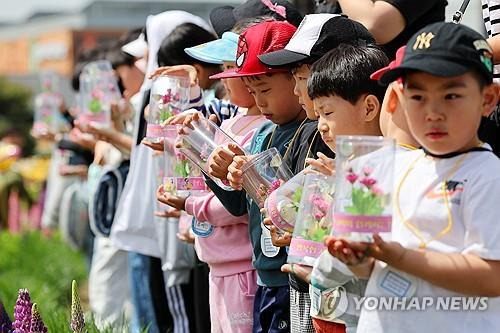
[482,83,500,117]
[388,82,404,114]
[363,94,380,122]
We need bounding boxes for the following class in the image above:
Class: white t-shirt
[357,145,500,332]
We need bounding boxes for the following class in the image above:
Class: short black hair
[157,23,218,67]
[308,43,389,104]
[232,16,275,34]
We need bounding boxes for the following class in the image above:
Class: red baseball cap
[370,46,406,82]
[210,21,297,79]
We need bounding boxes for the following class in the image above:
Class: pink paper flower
[267,179,282,195]
[91,89,103,100]
[363,166,373,176]
[360,177,377,188]
[161,89,172,104]
[371,185,384,196]
[346,172,358,184]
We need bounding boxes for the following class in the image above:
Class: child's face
[314,94,372,151]
[116,64,144,100]
[221,62,256,108]
[243,73,303,125]
[292,64,316,120]
[403,71,498,155]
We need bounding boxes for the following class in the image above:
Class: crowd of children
[33,0,500,332]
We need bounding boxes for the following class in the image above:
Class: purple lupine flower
[346,172,358,184]
[70,280,85,333]
[360,177,377,188]
[28,304,47,333]
[0,300,12,333]
[13,289,32,333]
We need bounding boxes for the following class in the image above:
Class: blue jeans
[128,252,159,333]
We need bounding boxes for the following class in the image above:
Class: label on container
[163,176,207,193]
[333,213,392,233]
[147,124,166,138]
[288,237,325,261]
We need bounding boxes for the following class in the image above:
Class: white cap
[121,33,148,58]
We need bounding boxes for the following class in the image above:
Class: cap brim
[121,36,147,58]
[184,48,223,65]
[370,66,389,81]
[209,6,236,38]
[210,68,287,80]
[258,49,308,67]
[379,57,469,85]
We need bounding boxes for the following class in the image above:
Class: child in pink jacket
[158,29,267,332]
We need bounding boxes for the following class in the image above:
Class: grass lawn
[0,231,97,332]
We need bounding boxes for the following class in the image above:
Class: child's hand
[142,138,165,152]
[155,209,182,219]
[281,263,312,284]
[262,211,291,247]
[156,185,187,211]
[325,236,370,266]
[306,152,335,176]
[69,128,97,151]
[177,228,195,244]
[149,65,199,87]
[227,155,251,190]
[366,234,407,267]
[208,143,245,181]
[325,236,377,278]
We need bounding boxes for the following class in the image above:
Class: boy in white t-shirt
[327,22,500,332]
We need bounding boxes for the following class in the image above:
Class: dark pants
[253,285,291,333]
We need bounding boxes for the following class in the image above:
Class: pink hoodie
[185,114,267,277]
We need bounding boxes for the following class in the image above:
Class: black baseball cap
[209,0,303,38]
[259,14,375,67]
[379,22,494,85]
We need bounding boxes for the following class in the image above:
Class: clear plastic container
[163,125,207,196]
[177,116,242,191]
[288,173,335,266]
[40,70,60,94]
[78,60,120,127]
[241,148,293,208]
[332,135,395,242]
[146,75,190,142]
[264,169,307,232]
[33,93,61,135]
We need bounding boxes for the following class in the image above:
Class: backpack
[89,160,130,237]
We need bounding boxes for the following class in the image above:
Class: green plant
[344,168,385,216]
[0,232,86,332]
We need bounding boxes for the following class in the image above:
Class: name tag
[192,219,214,238]
[378,267,417,297]
[260,222,279,257]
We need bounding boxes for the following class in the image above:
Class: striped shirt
[482,0,500,80]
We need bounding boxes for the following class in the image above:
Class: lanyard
[395,152,469,249]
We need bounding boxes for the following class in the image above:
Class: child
[158,20,268,332]
[258,13,375,333]
[206,21,306,332]
[328,22,500,332]
[309,45,421,333]
[370,46,420,150]
[300,43,387,333]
